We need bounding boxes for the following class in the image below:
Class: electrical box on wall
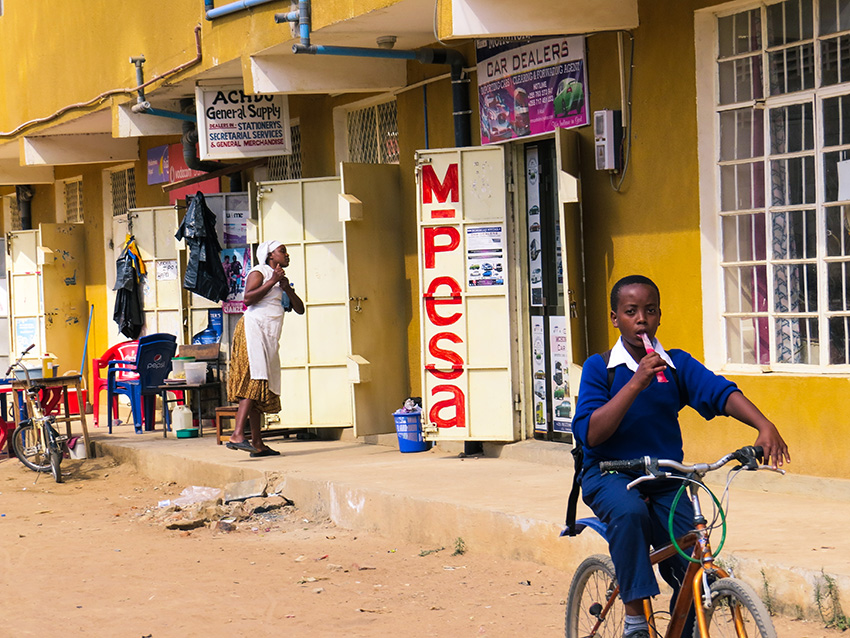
[594,110,623,171]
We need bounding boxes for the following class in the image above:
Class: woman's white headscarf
[256,240,282,265]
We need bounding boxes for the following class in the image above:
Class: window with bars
[8,196,21,231]
[111,167,136,217]
[711,0,850,369]
[63,179,84,223]
[268,125,302,181]
[347,101,399,164]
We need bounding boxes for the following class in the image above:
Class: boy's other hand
[754,424,790,469]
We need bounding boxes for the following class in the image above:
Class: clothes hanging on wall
[113,235,146,339]
[176,191,229,303]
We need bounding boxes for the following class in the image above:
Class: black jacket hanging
[112,237,145,339]
[175,191,229,303]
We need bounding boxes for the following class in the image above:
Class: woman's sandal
[250,447,281,457]
[226,439,257,452]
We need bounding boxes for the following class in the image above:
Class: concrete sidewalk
[91,426,848,621]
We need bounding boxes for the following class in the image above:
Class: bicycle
[6,344,66,483]
[565,446,783,638]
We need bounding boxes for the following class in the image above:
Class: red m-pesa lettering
[423,226,460,268]
[421,163,459,204]
[425,332,463,380]
[424,276,461,326]
[429,385,466,428]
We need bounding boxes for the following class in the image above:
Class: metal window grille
[111,168,136,217]
[347,100,399,164]
[267,125,302,180]
[713,0,850,369]
[64,179,84,223]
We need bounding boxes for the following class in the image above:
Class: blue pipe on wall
[144,107,197,122]
[206,0,276,20]
[293,44,417,60]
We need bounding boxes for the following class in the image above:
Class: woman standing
[226,240,304,456]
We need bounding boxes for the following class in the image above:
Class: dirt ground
[0,454,840,638]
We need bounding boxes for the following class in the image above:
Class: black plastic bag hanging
[112,236,145,339]
[175,191,229,303]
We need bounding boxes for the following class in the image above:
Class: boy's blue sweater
[573,349,740,468]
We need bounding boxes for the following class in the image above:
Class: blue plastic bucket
[393,410,430,453]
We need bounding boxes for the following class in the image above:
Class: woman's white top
[243,264,285,395]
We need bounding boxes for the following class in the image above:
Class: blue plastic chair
[107,333,177,433]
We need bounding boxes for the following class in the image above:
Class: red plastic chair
[91,341,138,427]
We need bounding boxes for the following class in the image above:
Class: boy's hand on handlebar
[754,424,790,469]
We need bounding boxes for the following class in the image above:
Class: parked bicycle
[565,446,783,638]
[6,344,66,483]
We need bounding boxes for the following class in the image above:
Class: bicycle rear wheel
[12,424,51,472]
[565,555,624,638]
[699,577,777,638]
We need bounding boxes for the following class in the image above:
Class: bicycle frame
[589,481,743,638]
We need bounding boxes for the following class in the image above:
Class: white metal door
[111,207,184,341]
[416,146,517,441]
[258,177,352,428]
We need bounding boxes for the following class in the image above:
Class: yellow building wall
[576,0,846,476]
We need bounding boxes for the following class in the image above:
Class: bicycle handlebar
[599,446,784,489]
[5,343,36,377]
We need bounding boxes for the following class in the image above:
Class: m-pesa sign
[421,161,467,429]
[418,147,513,441]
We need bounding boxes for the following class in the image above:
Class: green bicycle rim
[668,481,727,564]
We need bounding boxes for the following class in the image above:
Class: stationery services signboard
[195,85,291,160]
[476,36,589,144]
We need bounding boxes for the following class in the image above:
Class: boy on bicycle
[572,275,789,638]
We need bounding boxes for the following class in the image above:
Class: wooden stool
[215,405,239,445]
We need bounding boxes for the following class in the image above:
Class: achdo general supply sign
[476,36,589,144]
[195,86,291,160]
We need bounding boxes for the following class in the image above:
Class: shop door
[257,167,406,435]
[524,129,586,443]
[416,146,518,442]
[8,224,87,373]
[111,207,184,342]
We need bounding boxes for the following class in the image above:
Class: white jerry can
[171,405,193,431]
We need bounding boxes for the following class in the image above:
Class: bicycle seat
[560,516,608,540]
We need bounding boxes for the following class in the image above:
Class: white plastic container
[184,361,207,384]
[171,404,193,431]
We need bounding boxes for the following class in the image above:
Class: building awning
[447,0,639,38]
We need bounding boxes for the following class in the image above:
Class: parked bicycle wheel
[12,423,51,472]
[701,577,776,638]
[565,554,624,638]
[46,426,63,484]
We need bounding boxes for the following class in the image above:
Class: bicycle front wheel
[47,430,63,484]
[699,577,777,638]
[565,554,624,638]
[12,424,51,472]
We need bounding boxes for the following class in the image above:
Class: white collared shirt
[607,336,676,372]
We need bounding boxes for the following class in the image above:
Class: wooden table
[154,380,223,438]
[10,374,90,455]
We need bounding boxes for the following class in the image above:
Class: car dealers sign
[195,85,291,160]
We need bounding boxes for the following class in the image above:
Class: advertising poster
[466,225,505,287]
[221,247,250,314]
[526,148,544,306]
[531,316,548,433]
[476,36,589,144]
[166,143,220,206]
[549,316,572,433]
[195,85,291,161]
[224,202,248,246]
[146,145,170,185]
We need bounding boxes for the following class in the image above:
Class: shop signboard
[531,316,547,434]
[418,146,515,441]
[476,36,589,144]
[221,247,249,314]
[195,85,291,160]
